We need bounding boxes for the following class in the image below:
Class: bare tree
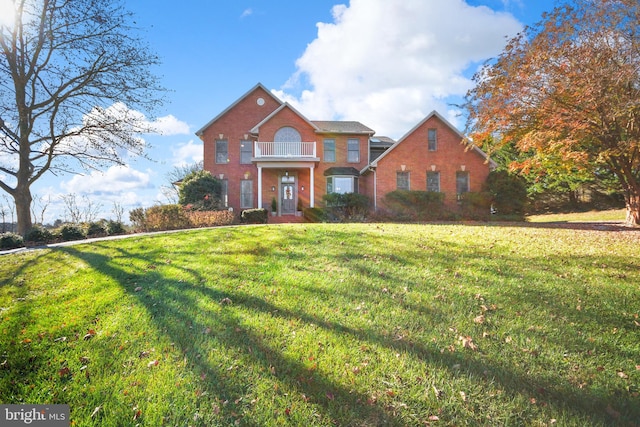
[0,0,164,235]
[61,193,102,223]
[1,194,15,232]
[111,201,125,223]
[31,194,52,225]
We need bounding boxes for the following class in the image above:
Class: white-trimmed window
[324,139,336,162]
[240,180,253,208]
[240,140,252,164]
[428,129,437,151]
[327,176,358,194]
[456,171,470,195]
[427,171,440,192]
[216,140,228,163]
[347,138,360,162]
[397,171,410,190]
[220,179,228,207]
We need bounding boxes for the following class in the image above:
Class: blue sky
[3,0,560,223]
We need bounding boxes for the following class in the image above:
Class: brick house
[196,83,495,217]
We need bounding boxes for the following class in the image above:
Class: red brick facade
[196,83,494,218]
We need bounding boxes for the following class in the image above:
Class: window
[220,179,228,207]
[347,138,360,162]
[240,180,253,208]
[456,171,470,195]
[326,176,358,194]
[216,140,228,163]
[397,171,410,190]
[324,139,336,162]
[274,126,301,142]
[428,129,437,151]
[427,171,440,192]
[240,140,252,164]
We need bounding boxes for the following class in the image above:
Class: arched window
[274,126,301,142]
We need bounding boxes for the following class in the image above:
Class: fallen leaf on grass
[617,371,628,379]
[59,367,71,377]
[134,287,143,292]
[326,392,335,401]
[220,298,232,305]
[473,315,485,324]
[147,360,159,367]
[83,330,96,340]
[91,406,101,418]
[459,336,478,351]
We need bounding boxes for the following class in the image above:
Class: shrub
[303,207,327,223]
[178,170,223,210]
[383,191,445,221]
[484,170,527,218]
[129,208,146,232]
[24,225,54,244]
[241,208,268,224]
[0,233,24,250]
[86,221,107,237]
[105,220,126,235]
[322,193,370,222]
[145,204,191,231]
[458,192,492,221]
[186,210,235,228]
[59,224,86,241]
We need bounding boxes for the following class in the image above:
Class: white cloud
[240,8,253,19]
[275,0,522,138]
[150,114,190,136]
[171,139,203,167]
[61,165,152,196]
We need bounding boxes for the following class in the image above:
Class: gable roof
[312,121,375,135]
[366,110,497,170]
[249,102,320,134]
[195,83,283,136]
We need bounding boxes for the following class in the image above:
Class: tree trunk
[15,186,33,236]
[626,192,640,227]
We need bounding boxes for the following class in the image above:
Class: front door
[281,183,296,214]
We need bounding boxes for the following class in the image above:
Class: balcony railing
[254,141,316,158]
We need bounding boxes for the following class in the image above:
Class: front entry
[281,183,296,214]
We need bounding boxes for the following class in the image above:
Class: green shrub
[484,170,527,218]
[59,224,86,241]
[24,225,54,244]
[179,170,223,210]
[0,233,24,250]
[303,207,327,223]
[383,191,445,221]
[86,221,107,237]
[145,204,191,231]
[106,220,126,235]
[458,192,492,220]
[186,210,235,228]
[241,208,268,224]
[322,193,370,222]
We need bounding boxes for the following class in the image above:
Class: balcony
[254,141,317,159]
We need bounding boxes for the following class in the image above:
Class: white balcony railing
[254,141,316,158]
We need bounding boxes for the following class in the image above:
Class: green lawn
[1,223,638,426]
[527,208,627,223]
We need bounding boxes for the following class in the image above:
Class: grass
[0,222,638,426]
[527,208,627,223]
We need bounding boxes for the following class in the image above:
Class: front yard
[0,223,638,425]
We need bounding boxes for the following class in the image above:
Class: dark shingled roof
[311,121,374,134]
[323,167,361,176]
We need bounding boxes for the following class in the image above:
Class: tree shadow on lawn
[59,236,640,425]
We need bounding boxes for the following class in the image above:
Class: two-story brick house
[196,83,495,217]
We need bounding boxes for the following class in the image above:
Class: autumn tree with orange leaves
[465,0,640,226]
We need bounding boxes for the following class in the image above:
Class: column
[309,165,315,208]
[257,166,263,209]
